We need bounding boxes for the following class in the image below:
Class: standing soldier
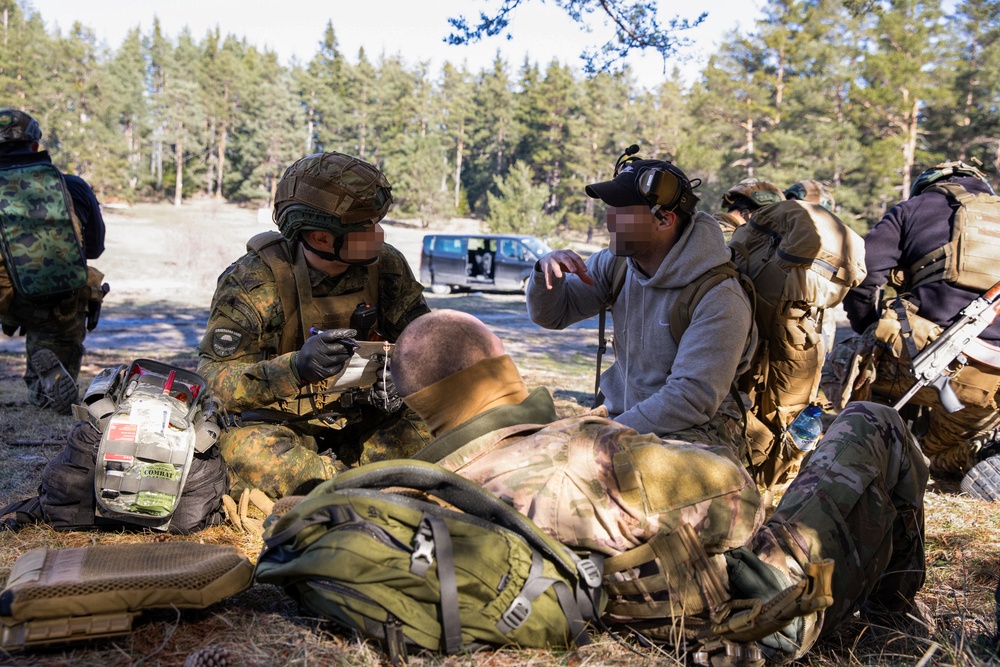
[197,152,431,500]
[841,160,1000,492]
[0,108,107,414]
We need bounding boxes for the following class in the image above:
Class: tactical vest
[0,162,87,303]
[246,231,379,419]
[904,182,1000,293]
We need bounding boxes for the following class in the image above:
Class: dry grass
[1,202,999,666]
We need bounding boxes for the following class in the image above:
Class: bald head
[392,310,505,397]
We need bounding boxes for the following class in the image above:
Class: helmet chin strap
[301,235,379,266]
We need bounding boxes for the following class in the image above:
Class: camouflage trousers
[669,411,747,462]
[751,402,928,660]
[219,406,431,499]
[0,287,87,403]
[824,333,1000,476]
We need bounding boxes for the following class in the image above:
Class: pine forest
[2,0,999,238]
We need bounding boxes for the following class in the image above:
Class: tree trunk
[174,121,183,207]
[454,132,464,210]
[901,94,918,200]
[216,119,227,199]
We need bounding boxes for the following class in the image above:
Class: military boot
[29,349,78,415]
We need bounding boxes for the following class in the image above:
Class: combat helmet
[784,179,835,211]
[910,160,994,198]
[721,178,784,212]
[274,152,393,239]
[0,108,42,144]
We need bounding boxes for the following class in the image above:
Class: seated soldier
[392,309,930,663]
[197,152,430,500]
[526,151,756,460]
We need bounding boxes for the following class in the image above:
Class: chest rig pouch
[93,360,214,530]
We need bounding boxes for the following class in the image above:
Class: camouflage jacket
[197,240,429,415]
[416,387,763,557]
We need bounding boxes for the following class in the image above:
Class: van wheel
[430,284,451,295]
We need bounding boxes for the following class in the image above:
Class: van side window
[439,238,463,255]
[499,239,525,261]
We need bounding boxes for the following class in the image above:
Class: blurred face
[338,223,385,263]
[606,206,657,256]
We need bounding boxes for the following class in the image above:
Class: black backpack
[1,360,228,534]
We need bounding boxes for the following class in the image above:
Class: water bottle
[788,404,824,452]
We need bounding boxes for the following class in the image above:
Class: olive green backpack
[254,460,605,661]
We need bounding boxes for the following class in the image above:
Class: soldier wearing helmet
[197,152,431,500]
[717,178,785,237]
[840,159,1000,486]
[526,146,756,457]
[0,108,107,414]
[784,179,835,212]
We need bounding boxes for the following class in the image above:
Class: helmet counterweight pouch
[94,360,210,531]
[0,542,253,650]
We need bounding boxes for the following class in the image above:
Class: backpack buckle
[500,595,532,631]
[577,558,602,589]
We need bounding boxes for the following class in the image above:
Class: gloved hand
[295,328,357,385]
[86,282,110,332]
[369,358,403,413]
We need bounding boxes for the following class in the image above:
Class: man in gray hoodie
[526,155,756,454]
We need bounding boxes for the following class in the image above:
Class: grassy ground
[1,202,1000,666]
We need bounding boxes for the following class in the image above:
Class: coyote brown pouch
[0,542,253,650]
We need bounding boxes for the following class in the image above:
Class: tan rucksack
[722,201,866,485]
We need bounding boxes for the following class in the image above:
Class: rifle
[894,278,1000,412]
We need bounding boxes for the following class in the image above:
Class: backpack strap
[594,255,630,408]
[247,232,299,354]
[669,262,746,346]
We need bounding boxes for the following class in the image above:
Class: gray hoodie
[527,211,755,435]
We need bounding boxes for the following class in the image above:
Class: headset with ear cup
[613,144,701,218]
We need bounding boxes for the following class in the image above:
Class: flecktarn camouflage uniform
[428,388,926,662]
[198,240,430,499]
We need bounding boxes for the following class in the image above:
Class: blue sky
[28,0,764,89]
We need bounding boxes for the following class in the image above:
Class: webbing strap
[426,515,462,654]
[594,256,629,408]
[891,298,920,361]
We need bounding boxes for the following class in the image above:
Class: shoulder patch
[211,328,243,358]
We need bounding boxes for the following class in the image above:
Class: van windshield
[519,238,551,257]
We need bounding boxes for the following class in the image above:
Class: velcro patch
[211,328,243,358]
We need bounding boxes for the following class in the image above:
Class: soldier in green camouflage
[197,152,431,500]
[0,108,107,414]
[393,309,929,662]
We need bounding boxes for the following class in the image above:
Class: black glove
[86,282,110,332]
[369,359,403,413]
[295,328,357,385]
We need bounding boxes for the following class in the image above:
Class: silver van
[419,234,551,293]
